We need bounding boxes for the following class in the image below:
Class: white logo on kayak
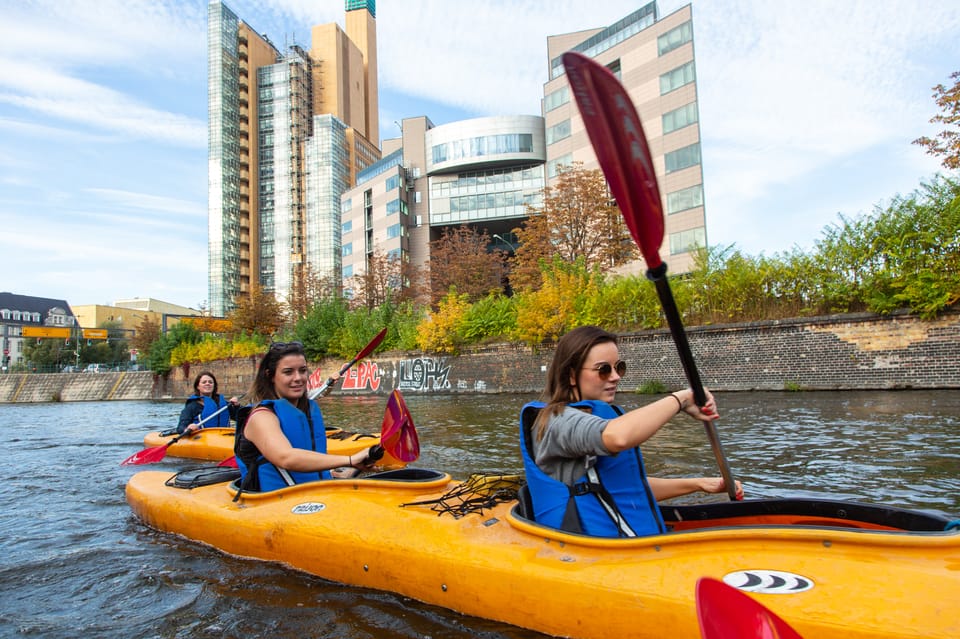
[291,502,326,514]
[722,570,814,594]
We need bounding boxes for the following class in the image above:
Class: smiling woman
[234,341,380,493]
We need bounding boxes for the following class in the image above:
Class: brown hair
[249,342,309,412]
[534,326,618,438]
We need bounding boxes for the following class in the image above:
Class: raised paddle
[307,327,387,399]
[121,403,231,466]
[696,577,803,639]
[562,51,738,500]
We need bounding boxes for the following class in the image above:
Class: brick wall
[158,310,960,399]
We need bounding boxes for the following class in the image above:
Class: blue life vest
[188,394,231,427]
[519,400,666,538]
[235,398,330,493]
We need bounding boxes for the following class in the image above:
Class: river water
[1,391,958,638]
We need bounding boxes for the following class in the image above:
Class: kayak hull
[126,470,960,639]
[142,428,399,465]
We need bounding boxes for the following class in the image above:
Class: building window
[341,198,352,213]
[666,184,703,214]
[658,21,692,56]
[665,143,701,173]
[544,85,569,112]
[547,154,573,179]
[342,220,352,234]
[342,243,353,257]
[386,224,402,239]
[386,199,400,215]
[385,174,400,191]
[663,103,698,134]
[660,61,695,95]
[546,119,571,145]
[343,264,353,278]
[669,227,705,255]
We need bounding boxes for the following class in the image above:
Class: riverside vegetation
[143,173,959,373]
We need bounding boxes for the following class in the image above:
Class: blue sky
[1,0,958,311]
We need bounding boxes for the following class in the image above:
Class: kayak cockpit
[509,483,958,542]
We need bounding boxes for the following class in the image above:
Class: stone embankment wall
[2,310,958,403]
[0,371,156,403]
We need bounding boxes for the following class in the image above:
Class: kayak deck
[126,468,960,639]
[142,427,395,464]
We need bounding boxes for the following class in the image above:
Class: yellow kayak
[142,427,401,466]
[126,468,960,639]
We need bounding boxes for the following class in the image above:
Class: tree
[286,264,339,322]
[347,247,428,310]
[428,226,507,306]
[512,162,635,291]
[227,283,286,337]
[914,70,960,170]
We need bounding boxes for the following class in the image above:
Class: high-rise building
[544,2,706,275]
[340,115,546,298]
[207,1,380,316]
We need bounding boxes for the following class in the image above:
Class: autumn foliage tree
[349,249,422,310]
[914,70,960,170]
[227,283,286,337]
[131,315,161,358]
[286,263,339,322]
[511,162,635,291]
[428,226,507,306]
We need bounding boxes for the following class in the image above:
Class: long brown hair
[249,342,310,413]
[533,326,618,438]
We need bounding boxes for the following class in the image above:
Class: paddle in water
[696,577,803,639]
[562,51,738,500]
[121,404,231,466]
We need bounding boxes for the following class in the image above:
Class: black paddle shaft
[647,263,737,501]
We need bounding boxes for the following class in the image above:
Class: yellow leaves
[415,290,470,353]
[168,335,265,366]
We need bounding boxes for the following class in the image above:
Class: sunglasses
[582,360,627,379]
[269,341,304,352]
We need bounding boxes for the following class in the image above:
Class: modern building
[73,298,200,338]
[207,0,380,316]
[340,115,546,296]
[543,2,706,275]
[0,292,78,370]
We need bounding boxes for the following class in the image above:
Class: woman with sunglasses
[235,342,377,493]
[520,325,742,538]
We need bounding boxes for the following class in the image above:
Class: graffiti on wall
[398,357,451,391]
[339,361,382,392]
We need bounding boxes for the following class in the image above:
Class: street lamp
[492,234,516,251]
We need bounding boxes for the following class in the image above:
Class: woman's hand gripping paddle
[366,389,420,465]
[696,577,803,639]
[121,404,231,466]
[308,328,387,399]
[562,51,738,500]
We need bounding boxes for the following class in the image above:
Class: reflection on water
[0,390,957,638]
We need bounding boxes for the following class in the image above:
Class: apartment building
[207,0,380,316]
[544,2,705,274]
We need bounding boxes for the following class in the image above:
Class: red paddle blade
[355,327,388,362]
[696,578,803,639]
[120,444,169,466]
[380,390,419,462]
[217,456,238,468]
[562,51,665,269]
